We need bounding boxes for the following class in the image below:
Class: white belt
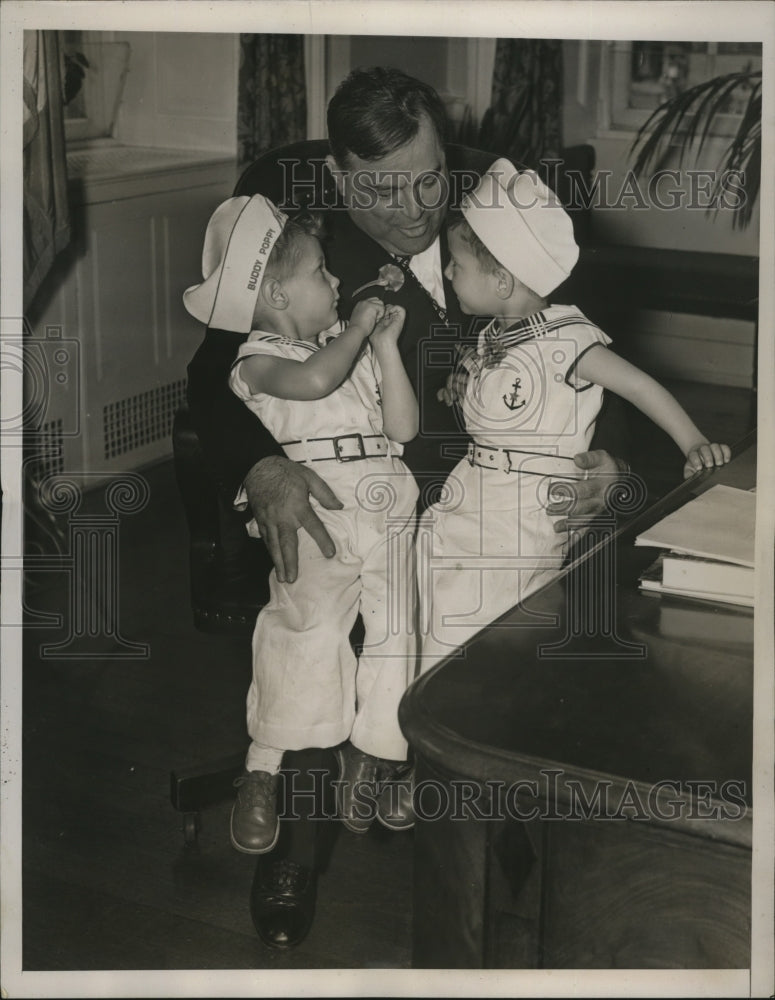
[467,442,584,478]
[282,433,390,464]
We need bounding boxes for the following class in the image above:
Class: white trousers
[418,461,567,672]
[247,471,418,761]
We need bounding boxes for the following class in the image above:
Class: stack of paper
[635,485,756,608]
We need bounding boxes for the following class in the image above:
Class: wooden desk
[400,437,755,969]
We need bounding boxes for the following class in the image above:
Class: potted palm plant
[630,68,762,229]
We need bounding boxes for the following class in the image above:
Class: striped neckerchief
[479,312,549,369]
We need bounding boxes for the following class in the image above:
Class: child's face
[444,227,499,316]
[281,234,340,338]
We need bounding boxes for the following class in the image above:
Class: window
[62,31,130,143]
[602,40,762,134]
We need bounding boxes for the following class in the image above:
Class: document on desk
[634,484,756,568]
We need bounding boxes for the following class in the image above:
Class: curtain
[478,39,563,170]
[23,31,71,310]
[237,34,307,167]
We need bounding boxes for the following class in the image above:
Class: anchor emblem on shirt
[503,378,526,410]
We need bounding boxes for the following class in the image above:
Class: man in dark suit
[187,66,629,951]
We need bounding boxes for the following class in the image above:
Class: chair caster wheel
[183,811,200,845]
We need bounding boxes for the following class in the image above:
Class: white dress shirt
[394,237,446,311]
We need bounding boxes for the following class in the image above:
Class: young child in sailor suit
[183,195,419,853]
[419,158,732,670]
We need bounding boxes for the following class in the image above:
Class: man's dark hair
[327,66,448,167]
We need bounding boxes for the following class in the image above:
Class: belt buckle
[466,442,475,467]
[333,432,366,462]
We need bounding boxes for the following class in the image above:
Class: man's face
[329,115,449,256]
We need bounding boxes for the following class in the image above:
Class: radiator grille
[103,380,186,459]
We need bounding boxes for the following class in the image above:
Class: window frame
[62,30,131,145]
[598,39,761,138]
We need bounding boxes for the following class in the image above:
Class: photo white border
[1,1,773,997]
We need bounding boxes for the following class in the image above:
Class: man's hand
[546,449,628,534]
[243,455,343,584]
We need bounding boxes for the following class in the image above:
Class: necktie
[392,254,449,327]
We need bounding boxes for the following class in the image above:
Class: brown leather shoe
[230,770,280,854]
[377,765,415,831]
[250,856,316,950]
[334,742,381,833]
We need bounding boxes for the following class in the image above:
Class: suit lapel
[324,210,392,304]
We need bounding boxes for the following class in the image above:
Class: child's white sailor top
[229,324,417,513]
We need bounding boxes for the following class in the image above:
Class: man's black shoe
[250,856,316,950]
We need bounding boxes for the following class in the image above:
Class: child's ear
[261,277,289,311]
[493,267,515,300]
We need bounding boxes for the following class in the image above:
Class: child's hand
[683,441,732,479]
[370,304,406,348]
[349,297,386,335]
[437,369,468,407]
